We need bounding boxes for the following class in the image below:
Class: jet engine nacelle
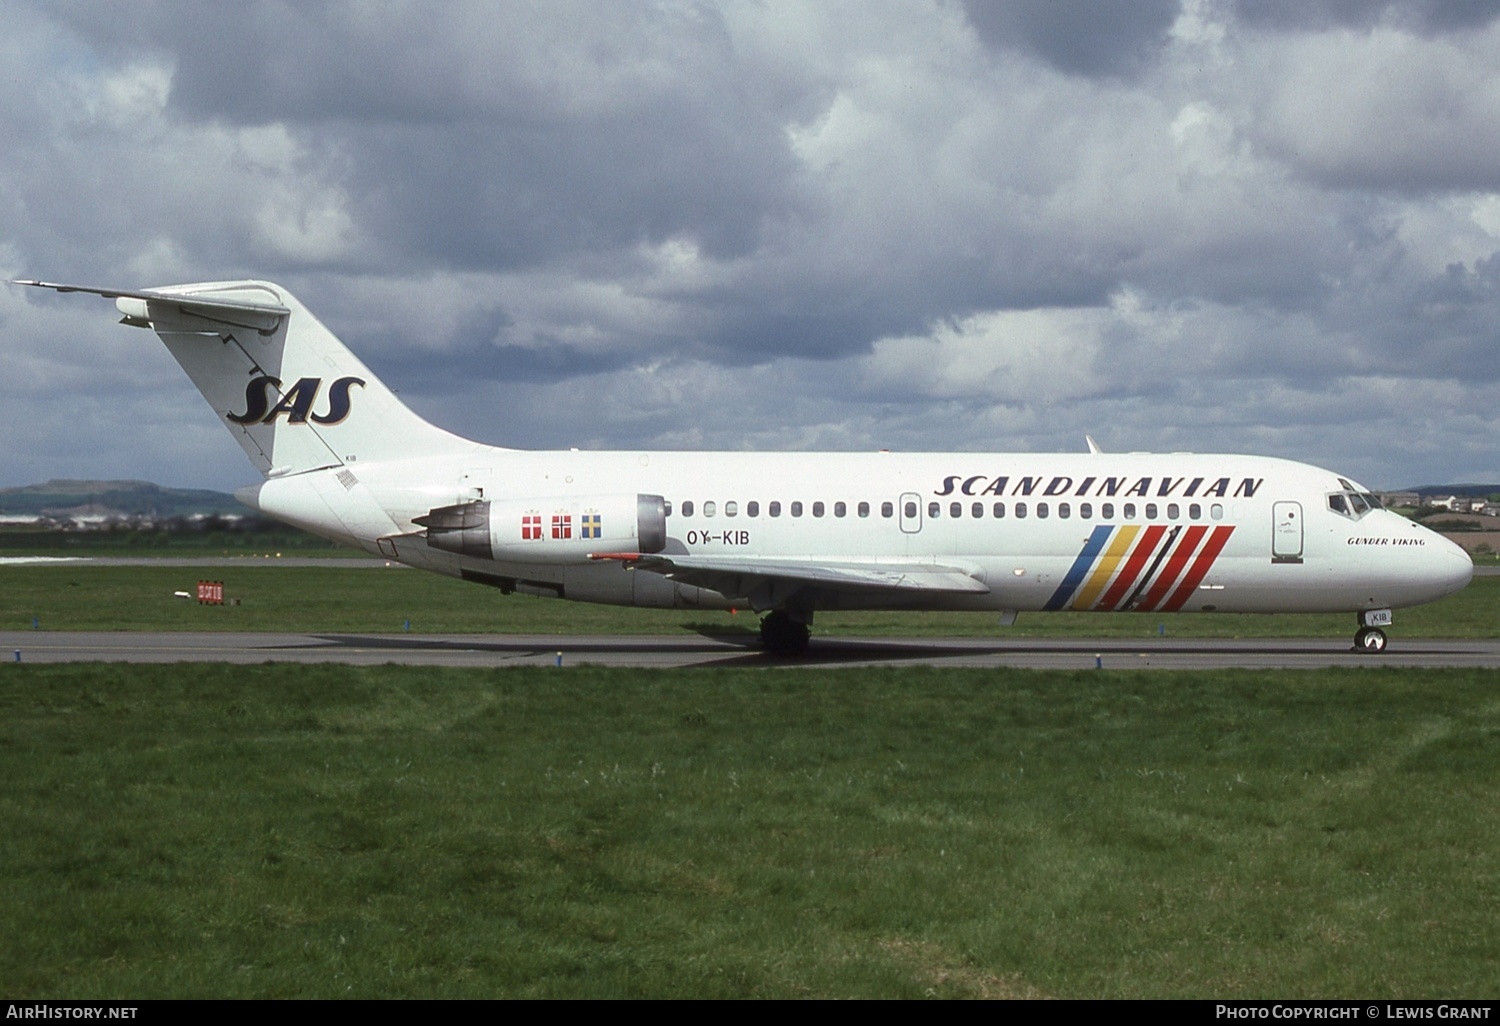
[416,493,667,564]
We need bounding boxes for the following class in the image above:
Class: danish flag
[521,513,542,540]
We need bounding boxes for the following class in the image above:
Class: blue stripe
[1044,525,1114,611]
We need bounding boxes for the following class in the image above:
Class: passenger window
[1016,502,1028,519]
[747,501,759,517]
[993,502,1005,518]
[704,501,717,517]
[665,500,673,517]
[1080,502,1092,519]
[813,501,825,518]
[926,502,938,518]
[1102,502,1114,519]
[1146,503,1158,519]
[859,501,871,518]
[1167,503,1179,520]
[904,501,917,518]
[1123,503,1136,519]
[769,501,781,517]
[682,500,694,517]
[950,502,962,518]
[972,502,983,519]
[1059,502,1071,519]
[1189,503,1201,520]
[1211,503,1224,520]
[1037,502,1049,519]
[882,501,894,518]
[791,501,803,517]
[834,501,846,517]
[725,501,738,517]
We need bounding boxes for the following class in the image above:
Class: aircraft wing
[593,552,989,605]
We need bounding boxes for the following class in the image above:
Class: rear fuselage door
[1272,500,1303,563]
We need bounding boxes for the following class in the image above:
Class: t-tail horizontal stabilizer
[13,278,478,478]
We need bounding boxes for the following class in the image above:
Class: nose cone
[1430,531,1474,598]
[1366,512,1474,608]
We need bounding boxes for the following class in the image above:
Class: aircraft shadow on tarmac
[294,631,1022,666]
[286,631,1466,667]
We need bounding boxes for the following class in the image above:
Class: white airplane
[15,278,1474,654]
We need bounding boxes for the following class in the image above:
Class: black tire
[760,610,811,656]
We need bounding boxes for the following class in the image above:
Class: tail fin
[15,279,474,477]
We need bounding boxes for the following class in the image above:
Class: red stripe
[1160,525,1235,612]
[1139,525,1208,611]
[1095,525,1167,611]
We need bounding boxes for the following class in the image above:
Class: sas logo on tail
[228,375,366,426]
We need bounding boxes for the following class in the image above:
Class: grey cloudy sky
[2,0,1497,493]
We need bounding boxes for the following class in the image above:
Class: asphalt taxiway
[4,631,1498,669]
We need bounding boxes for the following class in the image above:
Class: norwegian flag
[552,513,573,539]
[581,512,602,539]
[521,513,542,540]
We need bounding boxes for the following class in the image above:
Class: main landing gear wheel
[760,610,811,657]
[1354,626,1388,653]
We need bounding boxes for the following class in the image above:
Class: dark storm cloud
[1395,253,1500,375]
[51,2,738,125]
[367,303,642,391]
[47,2,812,272]
[12,1,1168,376]
[961,0,1181,78]
[1229,0,1500,34]
[346,117,788,270]
[1244,21,1500,195]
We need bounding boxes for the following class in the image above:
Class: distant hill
[1406,484,1500,499]
[0,480,242,518]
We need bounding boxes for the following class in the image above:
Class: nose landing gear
[1353,609,1392,654]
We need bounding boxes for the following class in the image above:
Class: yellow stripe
[1071,525,1140,610]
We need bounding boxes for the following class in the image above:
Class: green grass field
[2,557,1495,997]
[2,664,1497,998]
[2,562,1496,638]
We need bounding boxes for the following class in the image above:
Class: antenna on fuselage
[1085,435,1103,454]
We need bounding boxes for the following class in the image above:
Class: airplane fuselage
[243,448,1473,617]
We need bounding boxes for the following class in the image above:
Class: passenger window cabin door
[899,492,923,534]
[1272,500,1303,563]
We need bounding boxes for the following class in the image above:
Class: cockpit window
[1328,487,1382,520]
